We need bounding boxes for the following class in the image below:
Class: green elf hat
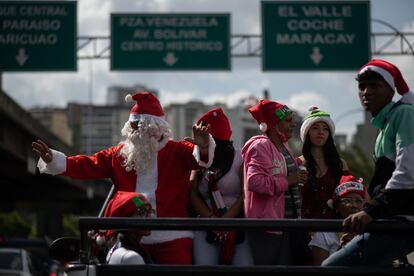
[300,106,335,142]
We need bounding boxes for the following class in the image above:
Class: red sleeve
[176,140,200,170]
[62,146,120,179]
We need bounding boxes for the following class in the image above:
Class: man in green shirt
[322,59,414,266]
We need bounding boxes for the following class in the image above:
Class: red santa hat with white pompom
[196,107,232,141]
[125,91,165,122]
[357,59,414,104]
[248,99,292,133]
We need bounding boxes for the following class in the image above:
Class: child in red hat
[102,191,153,264]
[309,175,367,265]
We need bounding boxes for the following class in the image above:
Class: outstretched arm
[32,139,67,175]
[32,138,114,178]
[32,139,53,163]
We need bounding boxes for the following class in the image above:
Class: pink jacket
[242,135,299,221]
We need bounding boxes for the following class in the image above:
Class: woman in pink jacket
[242,99,308,265]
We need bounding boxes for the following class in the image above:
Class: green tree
[340,143,374,188]
[0,212,31,238]
[62,214,80,237]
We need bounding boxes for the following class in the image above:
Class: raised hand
[32,139,53,163]
[184,121,211,149]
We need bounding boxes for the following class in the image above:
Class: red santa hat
[248,99,292,133]
[104,191,151,218]
[94,191,151,244]
[125,92,165,122]
[357,59,411,98]
[196,107,232,141]
[327,175,366,208]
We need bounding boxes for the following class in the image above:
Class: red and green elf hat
[327,175,366,208]
[104,191,151,218]
[248,99,292,133]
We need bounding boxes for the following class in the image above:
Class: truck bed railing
[77,217,414,275]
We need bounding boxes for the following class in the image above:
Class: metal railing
[77,217,414,275]
[76,32,414,60]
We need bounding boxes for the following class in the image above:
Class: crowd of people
[32,58,414,266]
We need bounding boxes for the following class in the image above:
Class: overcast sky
[2,0,414,140]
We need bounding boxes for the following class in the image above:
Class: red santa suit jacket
[61,140,201,218]
[38,139,214,243]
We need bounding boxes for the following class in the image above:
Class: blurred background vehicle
[0,247,36,276]
[0,237,66,276]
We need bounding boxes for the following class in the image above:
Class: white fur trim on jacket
[193,134,216,168]
[37,149,67,175]
[136,156,158,210]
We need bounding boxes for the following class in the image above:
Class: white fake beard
[119,118,172,173]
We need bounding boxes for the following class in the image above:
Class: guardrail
[78,217,414,275]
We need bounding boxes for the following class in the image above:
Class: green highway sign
[0,1,76,71]
[111,13,230,70]
[262,1,370,71]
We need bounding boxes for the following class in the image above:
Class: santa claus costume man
[32,91,215,264]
